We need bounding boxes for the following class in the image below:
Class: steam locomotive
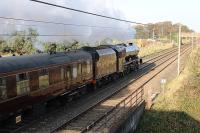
[0,43,142,123]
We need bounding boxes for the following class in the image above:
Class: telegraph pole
[177,25,181,76]
[153,28,155,45]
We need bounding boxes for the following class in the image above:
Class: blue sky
[114,0,200,31]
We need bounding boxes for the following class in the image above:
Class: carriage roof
[0,50,92,74]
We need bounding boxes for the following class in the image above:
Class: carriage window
[39,69,49,89]
[82,62,87,75]
[86,60,91,74]
[61,68,64,80]
[65,66,71,80]
[16,73,28,82]
[72,64,77,79]
[0,77,7,100]
[78,63,82,76]
[16,73,30,95]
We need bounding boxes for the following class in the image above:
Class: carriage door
[72,64,78,85]
[77,63,82,84]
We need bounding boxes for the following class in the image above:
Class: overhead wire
[0,16,127,29]
[30,0,145,25]
[0,33,135,38]
[0,34,83,37]
[0,0,141,39]
[0,18,134,38]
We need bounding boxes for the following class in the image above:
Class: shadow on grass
[136,109,200,133]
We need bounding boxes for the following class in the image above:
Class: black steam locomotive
[0,43,142,123]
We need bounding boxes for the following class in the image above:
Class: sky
[114,0,200,32]
[0,0,134,44]
[0,0,199,46]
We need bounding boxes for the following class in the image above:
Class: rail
[82,46,191,133]
[14,45,190,133]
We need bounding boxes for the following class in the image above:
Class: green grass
[136,48,200,133]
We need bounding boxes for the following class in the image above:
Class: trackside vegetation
[139,43,173,57]
[136,47,200,132]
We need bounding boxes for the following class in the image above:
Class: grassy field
[136,47,200,132]
[114,39,174,57]
[139,43,173,57]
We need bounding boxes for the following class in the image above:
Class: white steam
[0,0,135,46]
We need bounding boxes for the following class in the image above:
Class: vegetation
[0,21,194,57]
[136,47,200,132]
[139,43,173,57]
[0,28,38,56]
[0,28,88,56]
[11,28,38,54]
[135,21,193,39]
[135,21,193,43]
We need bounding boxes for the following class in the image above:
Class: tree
[43,40,81,53]
[135,25,149,39]
[10,28,38,54]
[48,43,57,54]
[0,39,6,52]
[134,21,193,43]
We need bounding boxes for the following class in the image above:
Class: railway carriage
[0,51,93,122]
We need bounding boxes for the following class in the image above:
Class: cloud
[0,0,135,45]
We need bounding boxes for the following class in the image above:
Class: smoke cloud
[0,0,135,45]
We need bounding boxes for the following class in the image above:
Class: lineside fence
[86,87,144,133]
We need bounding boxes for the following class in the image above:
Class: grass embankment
[139,43,173,57]
[137,47,200,132]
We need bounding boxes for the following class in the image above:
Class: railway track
[53,46,190,133]
[90,47,191,133]
[141,46,177,60]
[23,45,190,133]
[0,45,189,133]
